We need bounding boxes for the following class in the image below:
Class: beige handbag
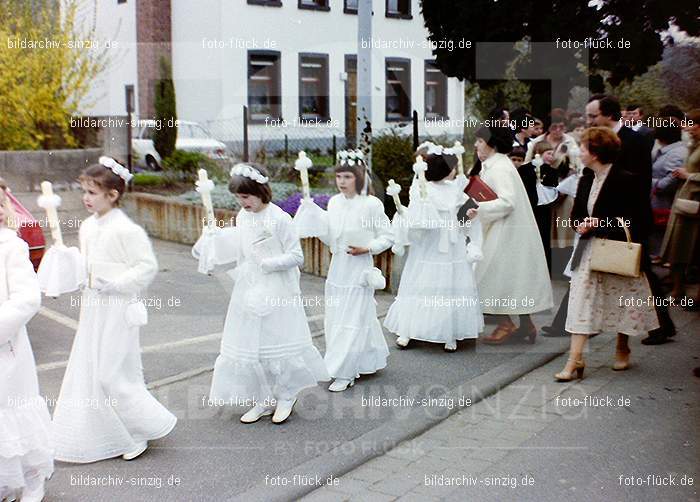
[673,198,700,216]
[589,217,641,277]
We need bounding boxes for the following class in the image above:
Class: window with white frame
[248,51,281,123]
[424,61,448,119]
[385,58,411,121]
[299,0,329,10]
[386,0,411,18]
[299,54,329,121]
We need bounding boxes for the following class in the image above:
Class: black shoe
[649,326,676,340]
[541,326,568,338]
[683,302,700,312]
[641,334,671,345]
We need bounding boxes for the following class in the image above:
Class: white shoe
[21,480,45,502]
[444,340,457,352]
[396,336,410,348]
[328,378,355,392]
[122,441,148,460]
[272,398,297,424]
[240,404,274,424]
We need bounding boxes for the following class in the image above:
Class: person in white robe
[52,161,176,463]
[205,163,329,424]
[0,182,53,502]
[294,154,393,392]
[384,150,484,351]
[473,126,554,344]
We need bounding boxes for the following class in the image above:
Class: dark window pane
[385,59,411,121]
[387,0,409,15]
[248,52,281,121]
[299,55,329,120]
[424,61,447,119]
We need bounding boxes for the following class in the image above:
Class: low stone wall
[0,148,102,191]
[122,191,399,291]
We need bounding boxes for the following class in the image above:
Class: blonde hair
[0,177,19,231]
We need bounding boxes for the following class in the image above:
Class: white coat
[475,153,554,314]
[0,228,53,494]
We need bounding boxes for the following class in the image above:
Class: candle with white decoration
[413,156,428,200]
[532,153,543,181]
[295,151,313,200]
[196,169,216,229]
[39,181,64,247]
[452,141,465,175]
[386,179,404,215]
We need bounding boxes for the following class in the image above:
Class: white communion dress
[208,203,329,405]
[296,194,393,380]
[384,174,484,343]
[0,229,53,500]
[52,208,176,463]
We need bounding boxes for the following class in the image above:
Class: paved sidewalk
[302,306,700,502]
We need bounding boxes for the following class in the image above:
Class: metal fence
[203,106,424,170]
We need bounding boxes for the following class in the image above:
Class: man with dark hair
[625,104,654,139]
[586,95,653,188]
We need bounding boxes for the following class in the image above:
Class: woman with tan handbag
[659,109,700,302]
[554,127,659,381]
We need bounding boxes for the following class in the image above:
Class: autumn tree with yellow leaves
[0,0,108,150]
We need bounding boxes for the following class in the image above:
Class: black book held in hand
[457,197,479,225]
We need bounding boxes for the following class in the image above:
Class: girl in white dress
[207,163,329,424]
[295,152,393,392]
[384,151,484,351]
[52,158,176,463]
[0,180,53,502]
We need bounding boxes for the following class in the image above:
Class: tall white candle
[453,141,465,175]
[295,151,312,200]
[414,156,428,200]
[40,181,63,247]
[387,179,403,215]
[197,169,216,229]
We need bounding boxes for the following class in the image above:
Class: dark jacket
[617,126,654,232]
[517,162,558,210]
[570,164,647,270]
[617,126,653,190]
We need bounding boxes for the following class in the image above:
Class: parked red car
[7,191,46,270]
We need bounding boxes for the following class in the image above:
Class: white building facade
[83,0,465,150]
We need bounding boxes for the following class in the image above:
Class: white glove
[92,277,119,295]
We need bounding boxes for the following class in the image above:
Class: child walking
[207,163,329,424]
[384,149,484,351]
[0,179,53,502]
[295,151,393,392]
[52,158,176,463]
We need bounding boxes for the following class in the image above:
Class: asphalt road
[18,191,571,501]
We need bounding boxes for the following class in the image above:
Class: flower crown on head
[336,149,365,167]
[99,156,133,183]
[230,163,269,184]
[417,141,464,158]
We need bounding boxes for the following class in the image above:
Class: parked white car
[132,119,228,170]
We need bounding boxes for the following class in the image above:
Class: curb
[234,344,568,502]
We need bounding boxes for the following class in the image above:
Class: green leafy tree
[660,41,700,111]
[0,0,108,149]
[421,0,699,116]
[153,56,178,159]
[371,132,415,217]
